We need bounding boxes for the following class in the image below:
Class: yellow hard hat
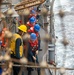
[18,25,27,32]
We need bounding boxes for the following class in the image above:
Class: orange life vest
[27,21,36,27]
[28,27,39,37]
[1,28,8,47]
[29,39,38,52]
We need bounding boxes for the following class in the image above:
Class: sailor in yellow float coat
[10,25,27,75]
[10,33,23,58]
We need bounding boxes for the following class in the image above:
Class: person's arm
[15,38,21,59]
[28,43,36,60]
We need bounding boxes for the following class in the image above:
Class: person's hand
[33,56,36,60]
[36,50,38,55]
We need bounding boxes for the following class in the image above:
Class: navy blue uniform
[27,40,40,75]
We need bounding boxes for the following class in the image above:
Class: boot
[37,69,40,75]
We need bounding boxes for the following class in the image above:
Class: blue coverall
[27,41,40,75]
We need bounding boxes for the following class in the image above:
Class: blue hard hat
[30,33,37,40]
[29,16,36,23]
[31,10,36,14]
[34,24,40,32]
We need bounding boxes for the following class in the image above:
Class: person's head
[29,16,36,24]
[30,10,36,14]
[30,33,37,42]
[34,24,40,32]
[33,7,37,11]
[18,25,27,36]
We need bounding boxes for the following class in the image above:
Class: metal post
[48,0,56,75]
[48,0,55,62]
[50,0,55,42]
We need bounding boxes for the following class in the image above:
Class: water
[54,0,74,74]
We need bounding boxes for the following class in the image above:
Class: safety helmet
[31,10,36,14]
[34,24,40,32]
[18,25,27,32]
[29,16,36,23]
[30,33,37,41]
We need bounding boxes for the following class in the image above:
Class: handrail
[0,63,74,70]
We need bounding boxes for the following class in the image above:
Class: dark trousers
[27,54,40,75]
[11,54,21,75]
[28,69,40,75]
[13,66,21,75]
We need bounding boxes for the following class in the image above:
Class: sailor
[10,25,27,75]
[0,28,9,75]
[27,16,36,29]
[28,9,37,19]
[27,33,40,75]
[28,23,40,36]
[29,8,40,22]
